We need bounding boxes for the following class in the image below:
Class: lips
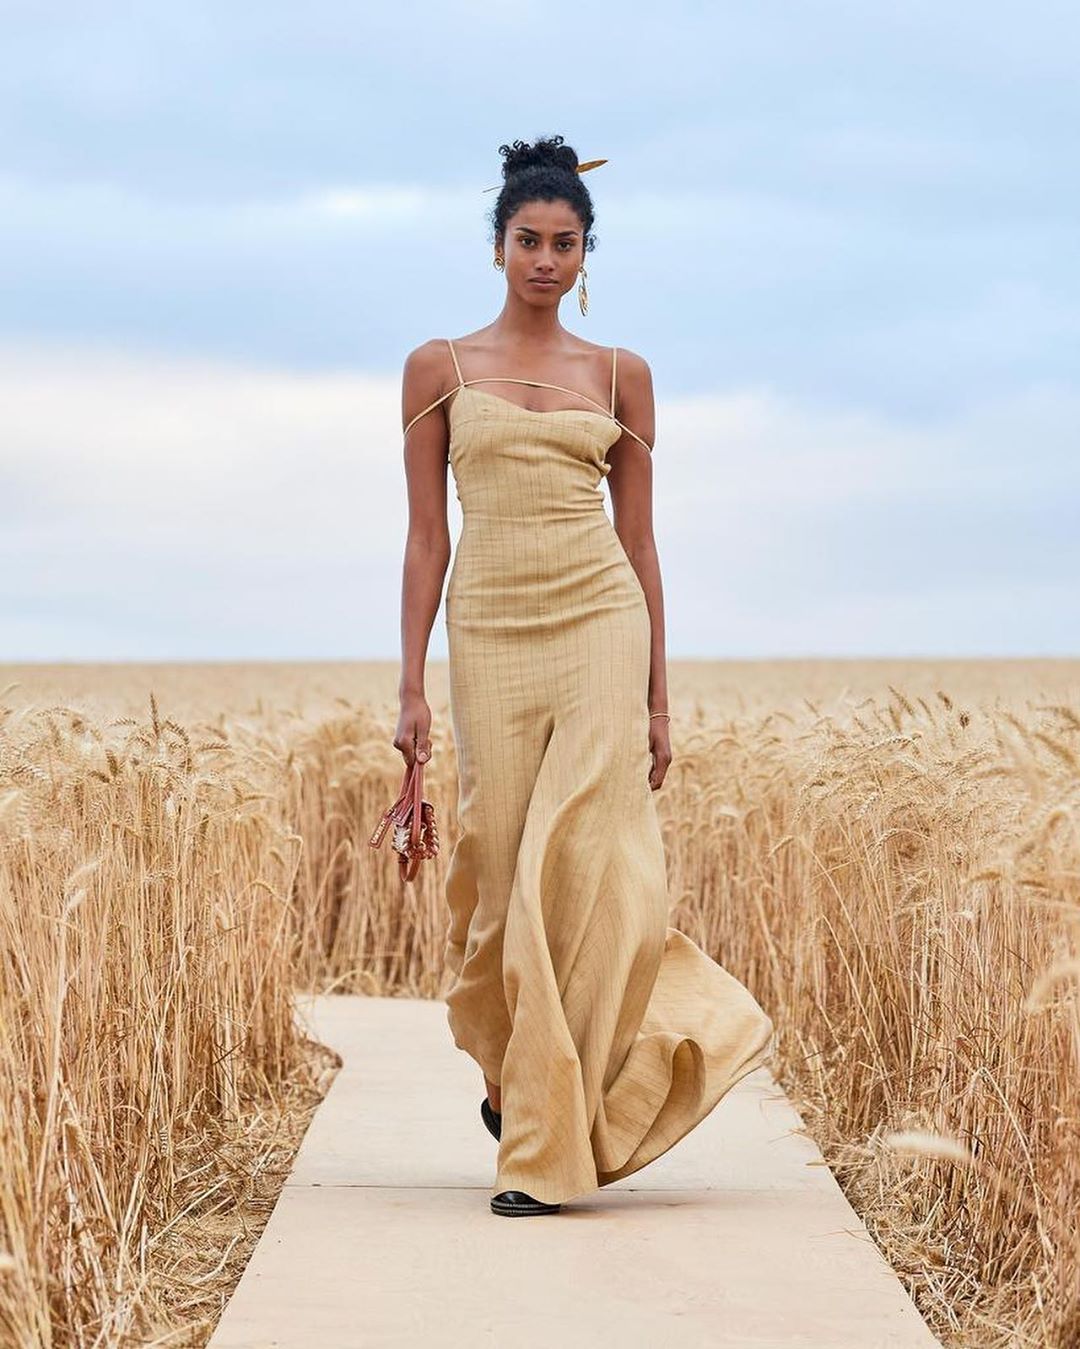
[529,278,558,285]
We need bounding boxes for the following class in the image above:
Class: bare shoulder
[612,346,655,420]
[612,346,653,390]
[402,337,452,384]
[577,337,653,401]
[401,338,459,437]
[401,338,456,408]
[609,346,655,452]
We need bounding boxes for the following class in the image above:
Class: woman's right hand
[394,693,432,767]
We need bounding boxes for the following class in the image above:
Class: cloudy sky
[2,2,1077,659]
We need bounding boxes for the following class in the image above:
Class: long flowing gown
[405,338,775,1206]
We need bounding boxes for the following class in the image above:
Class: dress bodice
[402,338,653,456]
[447,384,622,520]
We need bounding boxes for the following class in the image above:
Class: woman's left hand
[647,717,671,791]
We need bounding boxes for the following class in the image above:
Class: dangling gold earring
[493,253,504,271]
[577,265,589,316]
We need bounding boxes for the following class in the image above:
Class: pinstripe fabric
[439,373,775,1207]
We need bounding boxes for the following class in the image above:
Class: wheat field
[1,660,1078,1347]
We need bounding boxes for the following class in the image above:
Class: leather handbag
[368,757,440,883]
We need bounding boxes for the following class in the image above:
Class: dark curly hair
[487,133,597,254]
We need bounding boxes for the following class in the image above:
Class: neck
[488,292,569,347]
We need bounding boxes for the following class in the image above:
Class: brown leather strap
[368,758,423,849]
[409,758,423,851]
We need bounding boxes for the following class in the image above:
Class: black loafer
[480,1097,502,1141]
[490,1189,561,1216]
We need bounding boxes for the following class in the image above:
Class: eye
[515,237,576,250]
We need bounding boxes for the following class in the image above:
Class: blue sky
[2,2,1077,659]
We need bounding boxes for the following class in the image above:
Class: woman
[395,134,774,1217]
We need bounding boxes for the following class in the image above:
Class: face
[497,198,585,305]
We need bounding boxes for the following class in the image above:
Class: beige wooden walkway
[207,995,940,1348]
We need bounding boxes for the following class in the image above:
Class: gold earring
[493,254,504,270]
[577,265,589,316]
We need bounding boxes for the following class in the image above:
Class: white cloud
[1,343,1076,659]
[1,341,404,544]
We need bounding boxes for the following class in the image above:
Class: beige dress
[404,338,775,1206]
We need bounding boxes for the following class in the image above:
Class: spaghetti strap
[614,419,651,452]
[403,388,457,437]
[446,337,465,388]
[460,376,614,418]
[454,373,651,451]
[607,347,651,451]
[404,343,653,451]
[617,422,651,452]
[403,338,466,437]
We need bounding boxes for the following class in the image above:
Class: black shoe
[490,1189,561,1216]
[480,1096,502,1141]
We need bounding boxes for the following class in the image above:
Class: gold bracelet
[649,711,670,720]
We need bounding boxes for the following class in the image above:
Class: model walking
[394,134,774,1217]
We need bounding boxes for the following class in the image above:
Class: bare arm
[395,341,454,767]
[606,349,671,790]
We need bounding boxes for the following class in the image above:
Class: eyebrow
[514,226,579,238]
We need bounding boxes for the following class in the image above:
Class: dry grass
[2,662,1078,1346]
[0,688,335,1346]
